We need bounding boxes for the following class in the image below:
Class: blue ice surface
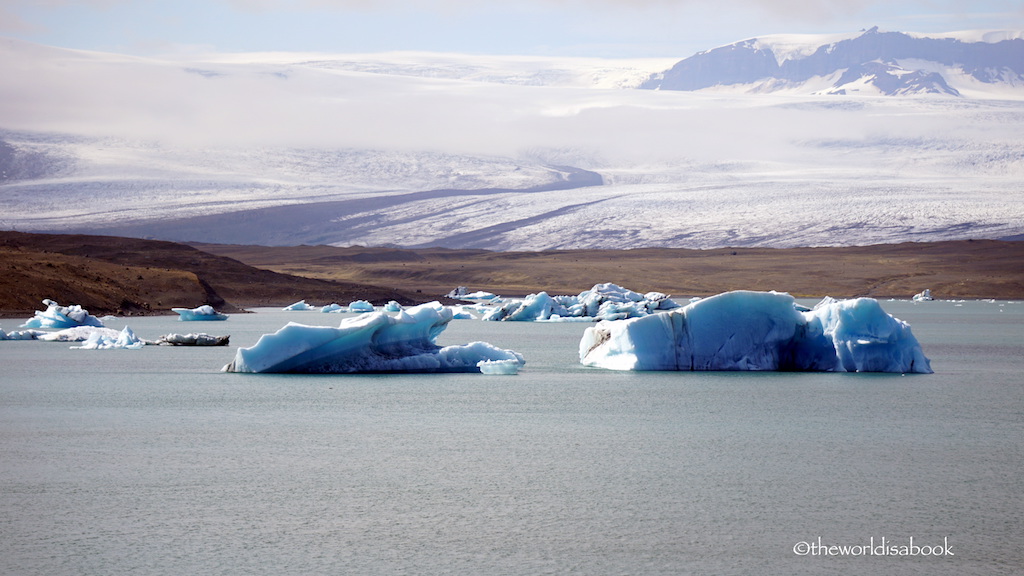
[172,305,228,321]
[579,290,933,373]
[21,299,105,329]
[224,301,524,374]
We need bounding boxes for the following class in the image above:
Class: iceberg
[156,333,230,346]
[283,300,314,311]
[72,326,145,350]
[913,289,934,301]
[223,301,525,374]
[21,299,105,329]
[172,305,228,321]
[384,300,403,312]
[448,286,500,302]
[321,303,344,313]
[348,300,375,313]
[484,283,680,322]
[0,327,47,340]
[579,290,932,373]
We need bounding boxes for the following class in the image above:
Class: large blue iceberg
[579,291,932,373]
[224,302,525,374]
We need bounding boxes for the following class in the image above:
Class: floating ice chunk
[913,289,934,301]
[36,326,122,342]
[172,305,228,321]
[384,301,403,312]
[449,306,477,319]
[465,291,499,301]
[72,326,145,350]
[448,286,500,302]
[0,327,47,340]
[156,333,230,346]
[223,302,525,374]
[580,290,932,373]
[477,358,521,375]
[321,303,344,313]
[348,300,375,313]
[485,283,680,322]
[283,300,314,311]
[21,299,105,329]
[484,292,562,321]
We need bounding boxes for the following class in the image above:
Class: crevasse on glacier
[579,291,932,373]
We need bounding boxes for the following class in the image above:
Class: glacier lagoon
[1,300,1021,575]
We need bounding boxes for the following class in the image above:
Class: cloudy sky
[2,0,1022,57]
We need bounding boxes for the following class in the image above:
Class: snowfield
[1,36,1022,249]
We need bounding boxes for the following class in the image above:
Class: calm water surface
[1,300,1021,575]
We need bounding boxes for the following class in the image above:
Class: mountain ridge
[643,26,1024,96]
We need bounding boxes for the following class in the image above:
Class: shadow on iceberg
[579,291,932,373]
[223,302,525,374]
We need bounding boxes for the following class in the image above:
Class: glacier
[2,38,1022,251]
[172,305,229,321]
[483,283,680,322]
[579,291,932,373]
[21,299,105,329]
[223,302,524,374]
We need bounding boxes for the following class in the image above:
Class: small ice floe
[0,327,46,340]
[347,300,375,313]
[283,300,314,311]
[172,305,228,321]
[384,301,403,312]
[912,289,934,302]
[477,358,521,375]
[22,299,105,329]
[156,333,230,346]
[72,326,145,350]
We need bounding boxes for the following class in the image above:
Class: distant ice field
[1,39,1022,249]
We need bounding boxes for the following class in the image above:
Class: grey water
[1,300,1021,576]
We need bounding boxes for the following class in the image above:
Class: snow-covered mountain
[1,33,1022,250]
[643,27,1024,97]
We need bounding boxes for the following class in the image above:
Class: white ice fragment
[477,358,521,375]
[484,283,680,322]
[172,305,228,321]
[21,299,105,329]
[283,300,314,311]
[156,333,230,346]
[72,326,145,350]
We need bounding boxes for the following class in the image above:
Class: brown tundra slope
[0,231,434,317]
[2,231,1022,319]
[192,239,1024,301]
